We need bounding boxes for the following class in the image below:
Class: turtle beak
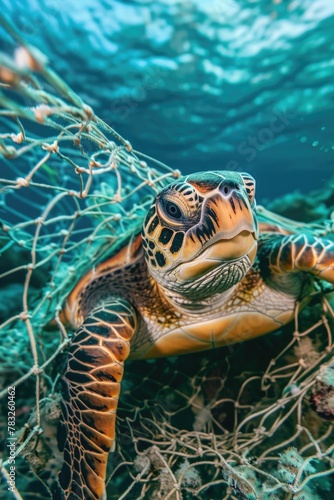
[180,191,258,263]
[204,192,257,240]
[176,230,257,281]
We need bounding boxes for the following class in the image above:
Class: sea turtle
[55,170,334,499]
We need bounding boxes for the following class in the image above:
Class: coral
[310,361,334,421]
[293,337,321,368]
[175,459,202,492]
[277,447,316,484]
[267,188,334,223]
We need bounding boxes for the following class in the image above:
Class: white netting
[0,18,333,500]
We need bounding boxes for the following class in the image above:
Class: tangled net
[0,16,334,500]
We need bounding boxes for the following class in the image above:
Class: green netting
[0,17,334,500]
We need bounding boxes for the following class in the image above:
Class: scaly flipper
[56,299,137,500]
[259,233,334,286]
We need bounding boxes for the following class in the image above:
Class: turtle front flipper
[55,299,137,500]
[259,233,334,287]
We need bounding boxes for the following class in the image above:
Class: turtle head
[142,171,258,300]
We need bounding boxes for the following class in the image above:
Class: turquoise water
[1,0,334,202]
[1,3,334,499]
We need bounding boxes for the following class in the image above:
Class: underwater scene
[0,1,334,499]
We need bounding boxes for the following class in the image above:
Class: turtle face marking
[142,171,258,299]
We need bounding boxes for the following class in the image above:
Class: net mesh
[0,18,334,500]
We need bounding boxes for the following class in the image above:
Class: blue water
[1,0,334,202]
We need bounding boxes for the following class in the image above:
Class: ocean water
[1,0,334,202]
[1,2,334,499]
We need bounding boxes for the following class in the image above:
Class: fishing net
[1,17,334,500]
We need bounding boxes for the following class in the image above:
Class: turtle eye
[164,200,183,220]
